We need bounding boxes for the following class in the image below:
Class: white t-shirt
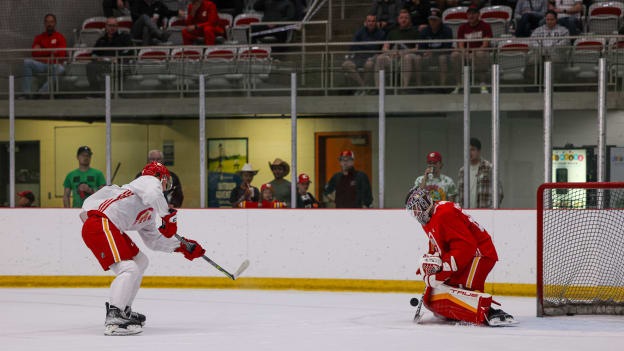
[469,163,479,208]
[81,176,179,253]
[555,0,581,19]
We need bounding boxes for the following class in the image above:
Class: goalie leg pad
[424,284,492,325]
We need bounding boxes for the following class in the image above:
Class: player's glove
[423,274,444,289]
[159,208,177,238]
[419,253,442,275]
[174,237,205,261]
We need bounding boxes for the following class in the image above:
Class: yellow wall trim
[0,276,536,296]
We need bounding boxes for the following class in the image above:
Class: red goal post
[537,182,624,317]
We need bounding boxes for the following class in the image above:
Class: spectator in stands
[370,0,402,32]
[268,158,292,204]
[404,0,431,30]
[530,10,570,50]
[182,0,222,45]
[416,8,452,86]
[514,0,548,37]
[296,173,320,208]
[17,191,36,207]
[230,163,260,207]
[343,14,386,94]
[548,0,581,36]
[414,151,458,202]
[324,150,373,208]
[237,183,287,208]
[457,137,503,208]
[451,6,492,94]
[22,14,67,99]
[86,17,133,93]
[63,146,106,208]
[252,0,296,44]
[375,9,420,88]
[103,0,129,17]
[129,0,184,45]
[134,150,184,208]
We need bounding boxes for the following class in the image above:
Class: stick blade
[232,259,250,280]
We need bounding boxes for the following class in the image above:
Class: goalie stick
[410,294,425,323]
[175,234,250,280]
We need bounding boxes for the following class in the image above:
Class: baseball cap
[77,146,93,156]
[261,183,274,192]
[18,190,35,202]
[298,173,311,184]
[338,150,355,160]
[427,151,442,163]
[429,8,441,19]
[467,6,479,13]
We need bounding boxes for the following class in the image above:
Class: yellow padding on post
[0,276,536,296]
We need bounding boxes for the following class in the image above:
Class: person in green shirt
[63,146,106,208]
[268,158,292,205]
[375,8,421,88]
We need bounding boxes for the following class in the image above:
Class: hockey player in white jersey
[81,161,205,335]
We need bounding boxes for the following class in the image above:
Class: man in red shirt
[405,187,515,326]
[182,0,221,45]
[22,14,67,98]
[450,6,492,94]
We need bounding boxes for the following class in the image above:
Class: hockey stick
[175,234,250,280]
[411,294,425,323]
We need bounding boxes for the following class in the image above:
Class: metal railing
[2,35,624,99]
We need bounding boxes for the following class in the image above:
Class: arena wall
[0,208,536,296]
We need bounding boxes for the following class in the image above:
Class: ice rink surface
[1,288,623,351]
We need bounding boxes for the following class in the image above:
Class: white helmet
[405,187,434,225]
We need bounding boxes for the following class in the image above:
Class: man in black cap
[63,146,106,208]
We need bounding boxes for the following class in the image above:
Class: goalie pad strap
[424,284,492,325]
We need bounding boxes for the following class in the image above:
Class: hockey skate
[485,308,517,327]
[104,303,143,336]
[125,306,146,326]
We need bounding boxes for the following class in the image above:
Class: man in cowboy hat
[230,163,260,208]
[268,158,292,205]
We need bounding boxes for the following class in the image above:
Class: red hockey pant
[82,212,139,271]
[446,256,496,292]
[182,25,217,45]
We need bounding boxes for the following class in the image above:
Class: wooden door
[315,131,373,201]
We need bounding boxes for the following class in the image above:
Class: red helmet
[142,161,172,191]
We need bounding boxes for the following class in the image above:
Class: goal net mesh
[540,184,624,316]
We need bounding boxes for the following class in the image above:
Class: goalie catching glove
[159,209,177,238]
[175,237,205,261]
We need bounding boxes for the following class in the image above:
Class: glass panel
[112,106,199,210]
[0,118,9,206]
[13,114,105,208]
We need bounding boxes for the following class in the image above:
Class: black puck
[410,297,419,306]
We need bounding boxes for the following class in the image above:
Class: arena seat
[587,2,624,35]
[232,13,263,44]
[480,6,512,38]
[567,38,605,79]
[442,7,468,39]
[127,48,176,90]
[202,47,243,89]
[239,46,272,89]
[497,39,530,81]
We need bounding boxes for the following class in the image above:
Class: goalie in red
[405,187,516,326]
[80,162,206,335]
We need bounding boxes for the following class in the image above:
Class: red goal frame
[536,182,624,317]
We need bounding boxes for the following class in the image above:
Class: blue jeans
[558,16,580,36]
[516,13,544,37]
[23,58,65,94]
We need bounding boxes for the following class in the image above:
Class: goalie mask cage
[537,182,624,317]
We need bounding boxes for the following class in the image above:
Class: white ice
[1,288,623,351]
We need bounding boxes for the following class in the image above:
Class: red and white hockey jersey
[81,176,179,252]
[421,201,498,281]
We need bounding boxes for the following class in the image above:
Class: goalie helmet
[405,187,434,225]
[142,161,173,192]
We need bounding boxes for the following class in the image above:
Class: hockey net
[537,182,624,316]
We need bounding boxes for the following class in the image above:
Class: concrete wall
[0,208,537,285]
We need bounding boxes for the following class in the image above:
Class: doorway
[315,131,372,202]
